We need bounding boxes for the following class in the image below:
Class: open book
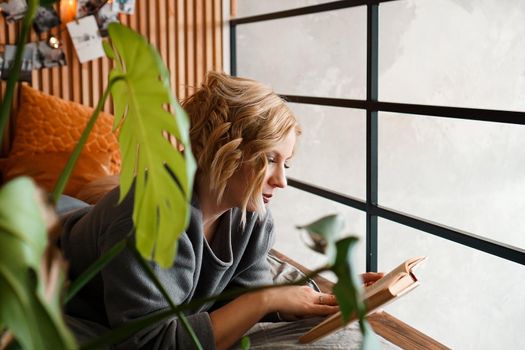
[299,256,427,344]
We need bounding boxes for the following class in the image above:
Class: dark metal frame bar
[282,95,525,125]
[230,0,398,26]
[230,0,525,268]
[366,4,379,271]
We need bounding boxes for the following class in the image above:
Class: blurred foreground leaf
[241,336,251,350]
[0,177,76,350]
[332,237,380,350]
[296,214,344,258]
[332,237,365,322]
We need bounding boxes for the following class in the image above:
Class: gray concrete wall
[236,1,525,349]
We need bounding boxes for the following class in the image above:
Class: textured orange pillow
[3,84,121,197]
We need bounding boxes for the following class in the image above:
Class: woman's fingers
[361,272,384,286]
[315,293,338,306]
[270,286,340,319]
[311,304,340,316]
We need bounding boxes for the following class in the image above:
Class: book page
[363,256,426,298]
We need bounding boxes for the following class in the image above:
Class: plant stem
[0,0,38,145]
[51,76,124,203]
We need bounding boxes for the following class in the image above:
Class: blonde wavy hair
[182,72,301,218]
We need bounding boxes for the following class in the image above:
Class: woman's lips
[263,194,272,204]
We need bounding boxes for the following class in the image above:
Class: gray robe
[60,187,275,349]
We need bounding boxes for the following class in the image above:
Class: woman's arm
[210,286,338,350]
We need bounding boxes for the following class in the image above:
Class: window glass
[237,0,335,18]
[286,103,366,200]
[237,6,366,99]
[379,0,525,111]
[271,187,367,275]
[378,218,525,350]
[378,112,525,249]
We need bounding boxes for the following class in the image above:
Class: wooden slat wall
[0,0,223,155]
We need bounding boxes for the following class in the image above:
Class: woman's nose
[270,166,287,189]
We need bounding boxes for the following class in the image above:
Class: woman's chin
[246,200,266,213]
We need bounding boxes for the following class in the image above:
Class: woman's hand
[361,272,384,287]
[263,285,339,321]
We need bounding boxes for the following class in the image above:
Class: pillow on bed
[2,85,120,197]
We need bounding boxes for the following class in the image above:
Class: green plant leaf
[241,336,251,350]
[296,214,345,259]
[102,41,115,59]
[331,237,364,322]
[360,320,381,350]
[0,0,38,144]
[40,0,59,5]
[105,23,196,268]
[331,237,380,350]
[0,177,76,350]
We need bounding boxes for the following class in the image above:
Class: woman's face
[224,130,297,211]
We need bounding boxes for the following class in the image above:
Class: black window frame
[230,0,525,271]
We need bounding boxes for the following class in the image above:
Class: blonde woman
[61,72,381,349]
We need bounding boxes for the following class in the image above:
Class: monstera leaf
[0,177,76,350]
[104,23,196,268]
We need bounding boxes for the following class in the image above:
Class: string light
[48,35,61,49]
[60,0,77,23]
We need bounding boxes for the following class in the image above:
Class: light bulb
[48,36,61,49]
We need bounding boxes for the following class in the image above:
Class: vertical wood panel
[71,42,81,103]
[42,69,51,94]
[177,0,187,99]
[81,63,90,106]
[195,0,204,88]
[148,1,158,49]
[205,0,213,72]
[1,0,224,155]
[91,59,100,105]
[213,0,222,72]
[167,1,177,96]
[159,0,168,69]
[185,0,195,97]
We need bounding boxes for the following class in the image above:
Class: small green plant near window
[0,1,379,349]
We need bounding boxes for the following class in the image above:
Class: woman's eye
[284,162,290,169]
[267,156,276,163]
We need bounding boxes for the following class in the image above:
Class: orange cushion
[3,85,121,197]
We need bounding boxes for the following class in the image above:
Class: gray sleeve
[64,188,216,349]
